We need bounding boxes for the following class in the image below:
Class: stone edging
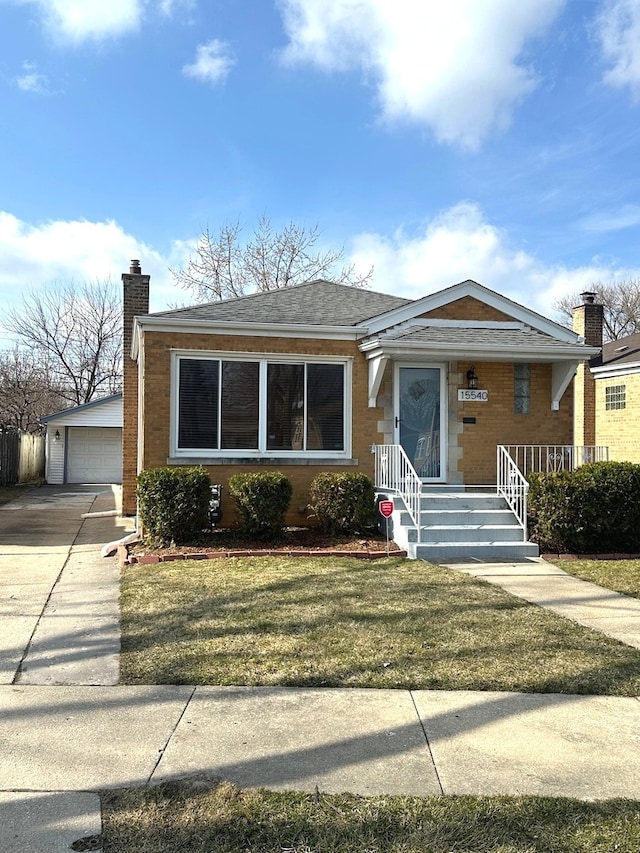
[119,543,407,566]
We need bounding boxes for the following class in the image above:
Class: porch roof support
[551,360,579,410]
[368,354,388,407]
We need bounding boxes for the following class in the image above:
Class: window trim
[170,349,352,459]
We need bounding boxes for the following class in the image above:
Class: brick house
[575,293,640,463]
[123,261,601,558]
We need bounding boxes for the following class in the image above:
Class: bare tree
[172,216,373,301]
[0,347,65,432]
[555,280,640,341]
[6,280,122,407]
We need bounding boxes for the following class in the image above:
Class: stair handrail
[497,445,528,539]
[372,444,421,527]
[501,445,609,475]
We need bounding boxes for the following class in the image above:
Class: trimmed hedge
[308,471,376,534]
[228,471,292,541]
[528,461,640,553]
[137,466,211,545]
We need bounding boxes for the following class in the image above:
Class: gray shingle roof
[381,324,574,349]
[594,332,640,367]
[153,279,411,326]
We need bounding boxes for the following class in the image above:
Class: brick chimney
[122,260,150,516]
[573,291,604,447]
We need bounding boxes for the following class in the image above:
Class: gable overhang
[359,337,599,363]
[131,316,360,359]
[361,337,599,409]
[357,279,581,343]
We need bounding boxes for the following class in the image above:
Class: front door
[396,365,446,481]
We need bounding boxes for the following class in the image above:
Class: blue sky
[2,0,640,320]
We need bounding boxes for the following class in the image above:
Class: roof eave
[134,315,361,344]
[359,338,600,362]
[591,360,640,378]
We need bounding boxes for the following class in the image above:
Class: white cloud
[15,61,49,93]
[0,212,182,321]
[349,202,639,319]
[277,0,565,149]
[20,0,144,43]
[15,0,193,44]
[182,39,235,85]
[595,0,640,99]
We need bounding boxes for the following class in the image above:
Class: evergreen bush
[308,471,376,534]
[527,461,640,553]
[136,466,211,545]
[228,471,292,541]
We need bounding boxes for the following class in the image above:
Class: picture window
[176,355,346,455]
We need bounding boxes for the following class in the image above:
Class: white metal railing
[372,444,421,527]
[497,445,528,538]
[502,445,609,477]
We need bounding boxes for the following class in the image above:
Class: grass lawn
[102,782,640,852]
[120,556,640,695]
[550,558,640,599]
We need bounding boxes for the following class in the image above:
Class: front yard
[120,556,640,695]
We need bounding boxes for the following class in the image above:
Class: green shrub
[527,461,640,553]
[137,466,211,545]
[228,471,292,541]
[308,471,376,534]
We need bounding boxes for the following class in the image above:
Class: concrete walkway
[2,487,640,851]
[445,557,640,649]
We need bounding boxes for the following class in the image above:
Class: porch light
[54,429,61,442]
[466,365,478,390]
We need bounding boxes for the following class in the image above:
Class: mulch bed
[121,527,406,565]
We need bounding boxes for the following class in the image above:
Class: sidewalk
[1,487,640,851]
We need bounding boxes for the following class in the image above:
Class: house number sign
[458,389,489,402]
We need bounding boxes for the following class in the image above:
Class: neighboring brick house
[576,291,640,463]
[122,261,600,524]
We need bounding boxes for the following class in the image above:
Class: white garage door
[67,427,123,484]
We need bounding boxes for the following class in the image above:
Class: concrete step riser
[421,497,507,511]
[420,510,519,526]
[420,527,525,544]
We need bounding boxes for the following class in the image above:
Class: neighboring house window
[605,384,626,410]
[514,363,530,414]
[175,354,347,455]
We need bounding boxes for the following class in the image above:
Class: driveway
[0,484,134,685]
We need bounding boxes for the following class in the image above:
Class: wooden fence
[0,431,45,485]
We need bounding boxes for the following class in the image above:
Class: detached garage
[41,394,123,485]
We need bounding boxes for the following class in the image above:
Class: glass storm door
[396,365,445,481]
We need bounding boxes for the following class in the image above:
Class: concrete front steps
[384,490,539,561]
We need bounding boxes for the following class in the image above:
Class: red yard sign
[379,500,394,518]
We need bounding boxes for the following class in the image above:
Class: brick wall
[420,296,513,322]
[139,331,383,525]
[595,372,640,462]
[134,319,576,517]
[457,361,574,483]
[122,264,150,516]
